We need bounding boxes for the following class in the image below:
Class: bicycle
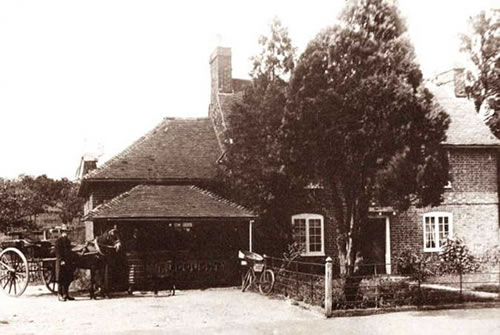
[238,250,275,295]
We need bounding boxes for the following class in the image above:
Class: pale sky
[0,0,498,180]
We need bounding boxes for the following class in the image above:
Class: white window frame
[292,213,325,257]
[423,212,453,252]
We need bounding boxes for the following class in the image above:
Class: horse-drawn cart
[0,230,58,297]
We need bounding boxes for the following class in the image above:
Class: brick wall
[448,148,497,192]
[209,47,233,99]
[278,189,339,263]
[391,148,500,262]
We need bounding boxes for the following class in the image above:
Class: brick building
[80,47,500,280]
[386,69,500,272]
[207,48,500,274]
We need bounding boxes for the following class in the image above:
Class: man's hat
[60,224,69,231]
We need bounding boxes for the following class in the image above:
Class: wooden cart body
[0,237,58,297]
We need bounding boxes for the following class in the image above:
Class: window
[423,212,453,252]
[292,214,325,256]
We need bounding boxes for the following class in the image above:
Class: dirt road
[0,285,320,334]
[2,286,500,334]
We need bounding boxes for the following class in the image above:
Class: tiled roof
[83,118,222,180]
[85,185,256,220]
[429,83,500,146]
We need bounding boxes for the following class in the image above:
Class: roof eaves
[93,215,256,221]
[83,186,138,221]
[81,177,212,183]
[441,143,500,148]
[190,185,257,217]
[82,121,166,180]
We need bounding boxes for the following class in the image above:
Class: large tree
[220,17,297,248]
[0,178,37,231]
[0,175,84,231]
[281,0,450,275]
[460,9,500,135]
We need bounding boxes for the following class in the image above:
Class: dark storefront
[85,185,256,292]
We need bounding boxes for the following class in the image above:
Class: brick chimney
[432,68,471,98]
[82,159,97,176]
[453,68,467,98]
[209,47,233,102]
[77,154,98,179]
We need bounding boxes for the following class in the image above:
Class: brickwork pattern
[318,148,500,267]
[390,148,500,263]
[448,148,497,192]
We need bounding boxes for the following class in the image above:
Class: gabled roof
[428,83,500,147]
[83,118,222,181]
[84,185,255,220]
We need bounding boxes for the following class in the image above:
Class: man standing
[55,224,76,301]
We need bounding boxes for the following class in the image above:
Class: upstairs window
[292,214,325,256]
[423,212,453,252]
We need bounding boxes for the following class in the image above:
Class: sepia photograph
[1,1,500,334]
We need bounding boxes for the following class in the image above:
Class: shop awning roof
[84,185,256,221]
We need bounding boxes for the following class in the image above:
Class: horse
[73,228,122,299]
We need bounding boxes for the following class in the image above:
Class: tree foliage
[460,9,500,135]
[439,237,479,274]
[281,0,449,275]
[0,178,37,231]
[0,175,84,232]
[220,17,296,247]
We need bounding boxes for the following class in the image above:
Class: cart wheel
[41,261,57,294]
[0,248,30,297]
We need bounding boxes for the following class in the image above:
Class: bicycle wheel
[258,269,275,295]
[241,269,253,292]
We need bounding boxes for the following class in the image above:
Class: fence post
[325,257,333,317]
[498,262,500,297]
[311,275,314,304]
[417,261,422,307]
[459,266,463,302]
[296,262,299,297]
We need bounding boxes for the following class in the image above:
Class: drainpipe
[249,220,254,252]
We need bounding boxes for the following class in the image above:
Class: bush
[332,277,417,309]
[394,249,435,280]
[482,245,500,264]
[439,237,479,274]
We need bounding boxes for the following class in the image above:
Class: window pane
[308,219,322,252]
[424,214,451,250]
[425,217,435,249]
[438,215,450,247]
[293,219,306,251]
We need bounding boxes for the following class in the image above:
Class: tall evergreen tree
[220,17,296,248]
[460,9,500,136]
[281,0,449,276]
